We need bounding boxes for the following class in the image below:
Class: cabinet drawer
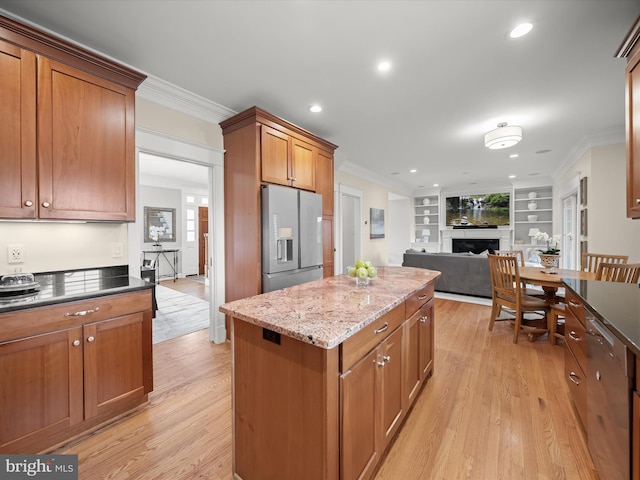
[405,283,434,318]
[0,290,152,342]
[341,303,404,372]
[565,289,584,325]
[565,306,586,370]
[564,344,587,430]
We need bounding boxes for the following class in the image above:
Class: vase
[528,200,538,211]
[539,254,560,271]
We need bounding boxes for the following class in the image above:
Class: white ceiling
[1,0,638,194]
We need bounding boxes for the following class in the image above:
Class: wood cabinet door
[627,46,640,218]
[83,311,151,420]
[380,326,405,449]
[634,390,640,480]
[37,56,136,221]
[0,327,83,453]
[419,298,435,381]
[290,137,316,191]
[261,125,291,187]
[316,149,334,216]
[0,40,37,219]
[340,347,380,480]
[405,310,421,405]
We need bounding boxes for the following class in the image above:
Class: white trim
[137,75,237,124]
[552,127,625,181]
[338,160,412,196]
[133,127,226,344]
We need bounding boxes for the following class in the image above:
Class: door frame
[336,183,363,275]
[132,127,226,344]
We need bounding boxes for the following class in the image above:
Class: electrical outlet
[8,244,25,264]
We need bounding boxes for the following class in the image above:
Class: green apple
[356,267,369,279]
[355,259,365,269]
[347,266,357,277]
[364,260,373,269]
[367,266,377,278]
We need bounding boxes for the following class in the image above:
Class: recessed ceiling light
[308,105,322,113]
[433,183,439,187]
[509,175,516,179]
[410,169,417,173]
[377,61,391,72]
[509,153,519,159]
[510,23,533,39]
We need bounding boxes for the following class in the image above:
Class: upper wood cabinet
[261,125,316,191]
[0,39,37,219]
[0,15,145,221]
[617,16,640,219]
[220,106,337,308]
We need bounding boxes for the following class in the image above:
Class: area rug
[153,285,210,344]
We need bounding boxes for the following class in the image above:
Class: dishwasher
[586,310,632,480]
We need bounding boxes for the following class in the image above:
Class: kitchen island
[220,266,440,480]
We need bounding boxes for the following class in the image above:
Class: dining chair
[494,249,546,297]
[595,262,640,283]
[487,254,550,343]
[581,252,629,273]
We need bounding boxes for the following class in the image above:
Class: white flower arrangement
[534,231,561,255]
[149,225,164,245]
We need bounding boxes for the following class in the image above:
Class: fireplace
[452,238,499,254]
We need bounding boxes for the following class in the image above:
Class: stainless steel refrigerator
[261,184,323,292]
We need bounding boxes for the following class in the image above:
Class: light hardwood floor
[57,297,598,479]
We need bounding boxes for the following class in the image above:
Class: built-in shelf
[413,194,440,246]
[513,186,553,243]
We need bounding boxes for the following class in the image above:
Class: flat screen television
[445,192,510,227]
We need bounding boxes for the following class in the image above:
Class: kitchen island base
[223,267,439,480]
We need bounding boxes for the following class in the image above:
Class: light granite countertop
[219,266,440,349]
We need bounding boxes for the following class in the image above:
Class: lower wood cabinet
[0,290,153,453]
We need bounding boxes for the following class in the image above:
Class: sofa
[402,251,492,298]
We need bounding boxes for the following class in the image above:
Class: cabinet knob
[419,315,429,323]
[383,355,391,363]
[87,336,95,343]
[42,201,50,208]
[24,200,33,207]
[72,340,81,347]
[636,198,640,205]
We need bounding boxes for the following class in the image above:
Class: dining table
[519,266,597,304]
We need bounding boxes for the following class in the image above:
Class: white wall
[388,197,411,265]
[555,143,640,263]
[0,222,128,275]
[139,185,182,278]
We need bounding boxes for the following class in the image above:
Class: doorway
[562,193,579,269]
[337,184,363,274]
[199,206,209,275]
[134,128,226,344]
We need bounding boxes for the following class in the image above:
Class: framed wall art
[370,208,385,239]
[144,206,176,243]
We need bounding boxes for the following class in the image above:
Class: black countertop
[0,265,153,314]
[563,278,640,356]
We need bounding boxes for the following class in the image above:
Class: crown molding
[552,126,625,181]
[338,160,413,196]
[137,74,237,124]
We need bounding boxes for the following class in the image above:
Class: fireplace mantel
[441,227,512,253]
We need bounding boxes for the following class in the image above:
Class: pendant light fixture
[484,122,523,149]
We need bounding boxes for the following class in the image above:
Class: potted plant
[534,231,561,270]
